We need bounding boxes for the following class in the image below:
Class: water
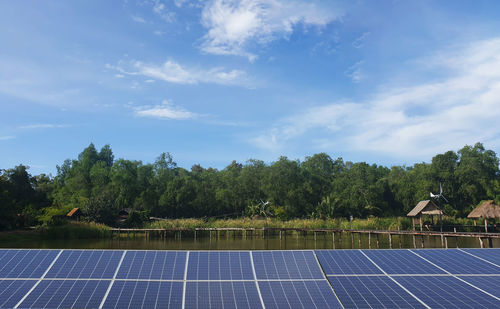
[1,231,497,250]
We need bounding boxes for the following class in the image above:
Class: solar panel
[328,275,426,308]
[187,251,253,280]
[116,251,186,280]
[458,276,500,298]
[394,275,500,308]
[412,249,500,274]
[0,249,60,278]
[315,250,382,275]
[252,251,324,279]
[45,250,123,279]
[18,279,110,309]
[185,281,261,309]
[258,280,342,309]
[363,249,445,274]
[462,249,500,266]
[0,280,36,308]
[102,281,183,309]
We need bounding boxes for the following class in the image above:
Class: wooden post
[332,232,335,249]
[376,234,380,249]
[445,236,448,249]
[358,233,362,248]
[485,218,488,233]
[420,216,423,232]
[441,234,444,248]
[194,230,197,240]
[489,238,493,248]
[421,235,425,248]
[280,230,282,240]
[479,237,484,248]
[351,232,354,248]
[398,227,402,248]
[412,218,415,231]
[389,234,392,249]
[368,232,371,249]
[314,231,317,242]
[413,235,416,248]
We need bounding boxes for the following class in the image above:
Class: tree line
[1,142,499,229]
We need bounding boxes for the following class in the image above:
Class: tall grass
[38,222,111,239]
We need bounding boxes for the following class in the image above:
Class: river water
[1,231,497,250]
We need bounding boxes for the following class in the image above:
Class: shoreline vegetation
[1,142,499,240]
[0,216,481,240]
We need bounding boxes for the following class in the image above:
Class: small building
[467,200,500,232]
[407,200,443,231]
[66,208,83,221]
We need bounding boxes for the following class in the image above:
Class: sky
[1,0,500,175]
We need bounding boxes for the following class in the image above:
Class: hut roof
[66,208,82,217]
[407,200,443,217]
[467,200,500,219]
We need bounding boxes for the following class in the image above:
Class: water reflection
[1,231,498,250]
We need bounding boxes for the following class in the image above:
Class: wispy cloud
[352,32,370,48]
[152,0,175,22]
[250,38,500,158]
[131,15,146,23]
[345,61,365,83]
[19,124,67,130]
[106,59,249,86]
[134,100,196,120]
[0,135,15,141]
[200,0,343,61]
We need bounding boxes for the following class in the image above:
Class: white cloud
[250,38,500,159]
[131,15,146,23]
[135,100,196,120]
[200,0,343,60]
[107,59,249,86]
[152,0,175,22]
[19,124,66,130]
[345,61,365,83]
[0,136,15,141]
[352,32,370,48]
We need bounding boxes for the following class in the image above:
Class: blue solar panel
[394,276,500,308]
[328,275,426,308]
[412,249,500,274]
[458,276,500,298]
[187,251,253,280]
[103,281,183,309]
[253,251,324,279]
[46,250,123,279]
[0,249,59,278]
[185,281,261,309]
[463,249,500,266]
[363,249,446,274]
[18,280,109,308]
[259,280,342,309]
[315,250,382,275]
[0,280,36,308]
[116,251,186,280]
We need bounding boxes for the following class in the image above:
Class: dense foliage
[1,142,499,230]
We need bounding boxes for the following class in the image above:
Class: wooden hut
[66,208,82,221]
[407,200,443,231]
[467,200,500,232]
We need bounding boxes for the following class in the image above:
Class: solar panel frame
[411,249,500,274]
[393,275,500,308]
[185,281,262,309]
[186,251,253,281]
[0,280,37,308]
[462,248,500,266]
[45,250,123,279]
[363,249,446,274]
[116,250,186,280]
[315,250,383,275]
[0,249,61,279]
[328,275,426,308]
[17,279,110,309]
[258,280,343,309]
[458,276,500,298]
[252,250,324,280]
[102,280,183,309]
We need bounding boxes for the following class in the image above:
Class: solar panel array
[0,248,499,308]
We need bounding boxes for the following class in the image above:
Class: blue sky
[2,0,500,175]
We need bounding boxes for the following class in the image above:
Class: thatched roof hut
[467,200,500,232]
[407,200,443,231]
